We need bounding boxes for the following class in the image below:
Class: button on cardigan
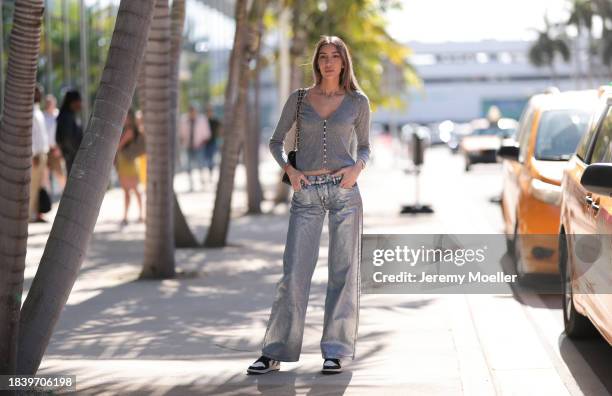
[269,88,371,172]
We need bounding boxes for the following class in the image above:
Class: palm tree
[174,193,199,247]
[167,0,201,248]
[528,18,571,85]
[593,0,612,77]
[137,60,147,112]
[245,0,268,214]
[603,27,612,75]
[0,0,44,376]
[17,0,156,374]
[223,2,244,128]
[169,0,184,180]
[567,0,595,85]
[140,0,175,278]
[204,0,249,247]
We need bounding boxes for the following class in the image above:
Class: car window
[518,109,535,163]
[533,109,591,161]
[589,107,612,163]
[576,122,595,161]
[577,103,609,161]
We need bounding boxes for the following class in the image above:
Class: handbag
[38,188,51,214]
[122,130,146,161]
[282,88,306,185]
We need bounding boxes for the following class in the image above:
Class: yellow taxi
[559,86,612,344]
[498,89,599,277]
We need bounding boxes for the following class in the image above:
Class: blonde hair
[311,36,362,93]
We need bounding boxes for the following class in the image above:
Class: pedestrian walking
[43,94,66,193]
[202,105,220,182]
[115,110,144,226]
[30,85,50,222]
[55,89,83,176]
[248,36,371,375]
[179,103,211,191]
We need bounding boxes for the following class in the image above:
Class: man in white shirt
[30,85,50,222]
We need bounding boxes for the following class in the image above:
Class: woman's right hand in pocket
[286,165,310,191]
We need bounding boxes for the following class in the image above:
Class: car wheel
[560,234,596,338]
[503,204,515,256]
[505,232,514,257]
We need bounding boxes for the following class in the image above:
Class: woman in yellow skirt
[116,111,144,226]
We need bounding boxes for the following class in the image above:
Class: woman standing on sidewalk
[248,36,370,375]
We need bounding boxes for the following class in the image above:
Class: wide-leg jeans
[262,174,363,361]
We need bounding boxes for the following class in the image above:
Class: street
[25,143,612,395]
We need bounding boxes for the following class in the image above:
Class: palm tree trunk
[141,0,175,278]
[574,33,582,88]
[273,1,307,205]
[168,0,199,248]
[174,193,199,247]
[222,5,242,134]
[289,3,307,93]
[169,0,184,178]
[587,28,595,87]
[245,1,267,214]
[17,0,156,374]
[204,0,248,247]
[0,0,44,375]
[245,83,263,214]
[137,58,147,114]
[62,0,71,84]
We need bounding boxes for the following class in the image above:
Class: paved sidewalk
[23,145,598,395]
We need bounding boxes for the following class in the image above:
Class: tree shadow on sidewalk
[33,196,436,393]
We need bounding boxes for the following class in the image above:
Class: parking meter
[411,129,428,166]
[401,129,433,214]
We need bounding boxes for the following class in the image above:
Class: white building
[373,40,607,128]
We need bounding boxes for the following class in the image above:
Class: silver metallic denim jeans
[262,173,363,362]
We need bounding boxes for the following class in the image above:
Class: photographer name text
[372,271,517,284]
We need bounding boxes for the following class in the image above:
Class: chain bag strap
[282,88,306,185]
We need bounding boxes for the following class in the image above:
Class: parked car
[447,123,472,154]
[460,118,517,171]
[499,89,599,278]
[559,86,612,344]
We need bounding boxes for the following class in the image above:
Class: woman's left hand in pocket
[332,163,361,189]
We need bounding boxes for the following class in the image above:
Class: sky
[82,0,571,47]
[386,0,571,43]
